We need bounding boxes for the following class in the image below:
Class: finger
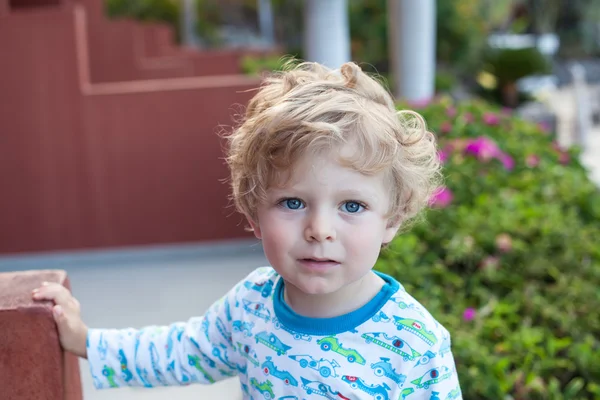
[32,283,72,305]
[52,305,70,327]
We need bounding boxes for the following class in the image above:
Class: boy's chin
[288,278,343,297]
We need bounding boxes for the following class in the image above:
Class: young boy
[33,61,462,400]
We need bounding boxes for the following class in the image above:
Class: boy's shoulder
[230,266,279,301]
[372,280,451,351]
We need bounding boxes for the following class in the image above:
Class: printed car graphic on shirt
[149,342,169,385]
[438,337,452,358]
[370,357,406,386]
[361,332,421,361]
[390,297,427,317]
[97,333,108,360]
[445,387,462,399]
[400,388,415,399]
[212,343,236,370]
[237,341,260,366]
[415,350,436,367]
[187,354,215,383]
[224,297,233,321]
[272,317,312,341]
[317,336,366,365]
[117,349,134,382]
[261,356,299,386]
[372,311,391,323]
[410,366,453,389]
[341,375,391,400]
[243,300,271,322]
[244,279,275,298]
[300,377,350,399]
[102,365,118,388]
[165,325,185,359]
[215,317,233,345]
[393,317,438,346]
[250,377,275,399]
[255,331,292,355]
[289,354,340,378]
[232,320,255,337]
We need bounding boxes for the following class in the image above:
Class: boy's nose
[304,212,336,242]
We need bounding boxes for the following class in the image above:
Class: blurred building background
[1,1,599,399]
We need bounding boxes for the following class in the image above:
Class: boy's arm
[86,290,239,388]
[401,329,463,399]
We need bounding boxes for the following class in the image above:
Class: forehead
[270,145,391,194]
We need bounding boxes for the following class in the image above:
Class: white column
[258,0,275,47]
[388,0,436,102]
[181,0,200,47]
[304,0,351,69]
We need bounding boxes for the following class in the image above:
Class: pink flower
[408,98,432,109]
[498,153,515,171]
[483,112,500,126]
[526,154,540,168]
[537,121,551,134]
[463,308,476,321]
[438,150,449,164]
[429,186,453,208]
[559,151,570,165]
[464,137,500,161]
[464,112,474,123]
[551,141,563,152]
[495,233,512,253]
[440,121,452,134]
[480,256,500,270]
[446,106,457,117]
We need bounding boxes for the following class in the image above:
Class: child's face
[248,145,400,297]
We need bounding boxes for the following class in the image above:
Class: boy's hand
[32,282,88,359]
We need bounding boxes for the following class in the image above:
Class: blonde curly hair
[225,60,441,231]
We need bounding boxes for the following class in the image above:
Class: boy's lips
[297,257,340,269]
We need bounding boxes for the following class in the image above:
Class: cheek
[259,213,296,255]
[343,218,386,256]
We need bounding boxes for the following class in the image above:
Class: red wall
[0,4,262,254]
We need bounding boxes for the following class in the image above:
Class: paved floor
[0,240,268,400]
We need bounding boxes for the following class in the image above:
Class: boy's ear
[383,217,402,244]
[247,217,262,239]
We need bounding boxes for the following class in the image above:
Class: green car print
[250,377,275,399]
[187,355,215,383]
[410,366,452,389]
[400,388,414,399]
[393,317,438,346]
[445,387,461,399]
[317,336,366,365]
[101,365,118,388]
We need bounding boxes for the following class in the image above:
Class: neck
[283,271,385,318]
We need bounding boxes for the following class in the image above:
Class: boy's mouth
[298,257,340,268]
[302,257,337,262]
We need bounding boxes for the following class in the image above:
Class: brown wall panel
[0,6,261,254]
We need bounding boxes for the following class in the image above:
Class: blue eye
[281,198,304,210]
[343,201,364,213]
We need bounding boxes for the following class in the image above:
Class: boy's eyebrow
[335,188,381,201]
[272,186,382,201]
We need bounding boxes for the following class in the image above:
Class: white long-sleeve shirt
[87,267,462,400]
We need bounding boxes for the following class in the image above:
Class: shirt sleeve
[86,285,240,389]
[400,328,463,399]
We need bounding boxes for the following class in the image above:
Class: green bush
[240,55,294,76]
[105,0,180,39]
[376,98,600,399]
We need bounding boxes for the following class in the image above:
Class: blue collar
[272,271,399,335]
